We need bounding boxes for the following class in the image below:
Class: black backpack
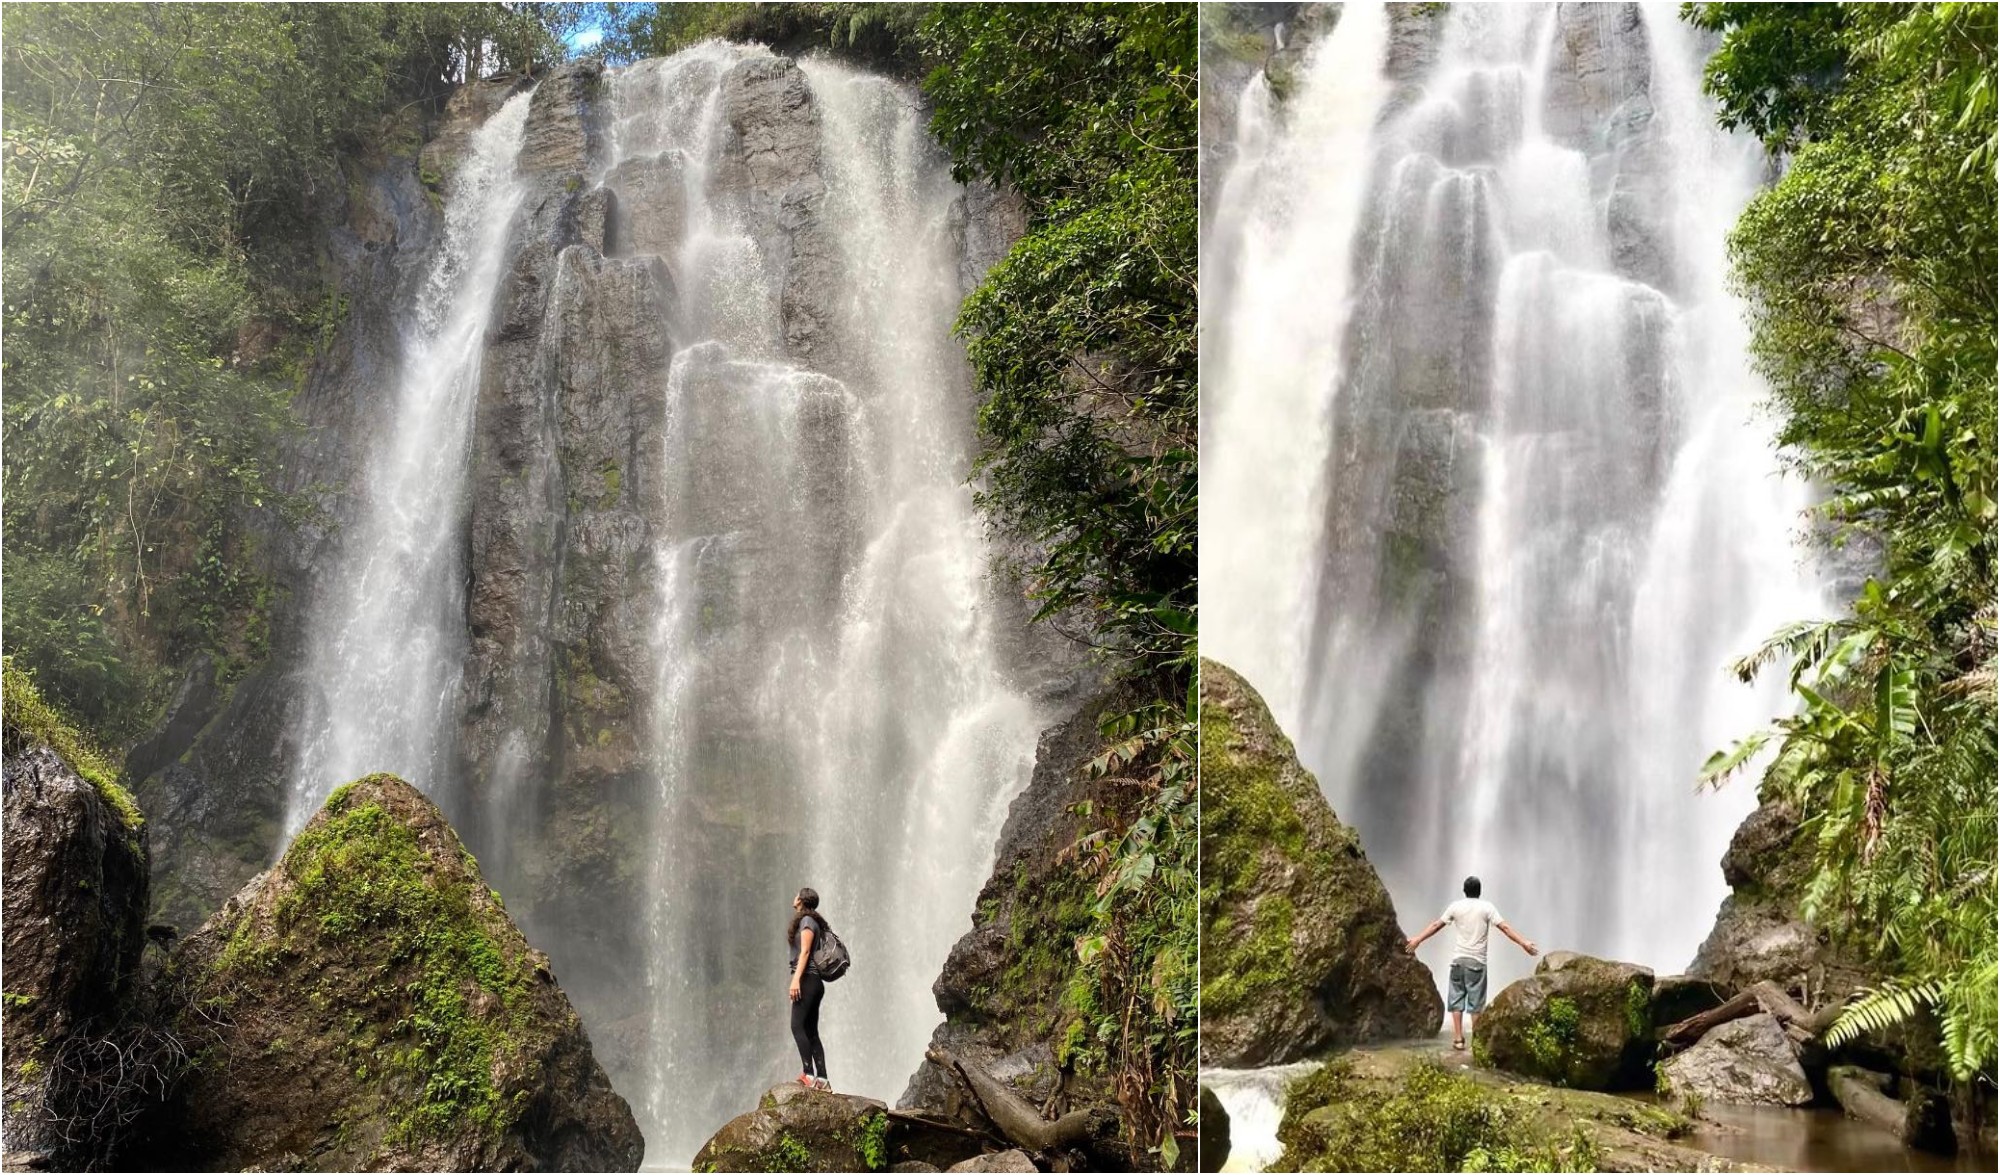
[809,921,851,982]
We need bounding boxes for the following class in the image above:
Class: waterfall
[1203,1063,1324,1172]
[1203,0,1827,1002]
[280,42,1047,1165]
[287,91,534,832]
[609,47,1046,1161]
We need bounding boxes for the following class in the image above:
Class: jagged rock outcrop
[1692,799,1870,1004]
[1474,952,1655,1091]
[1199,659,1441,1068]
[1658,1013,1814,1107]
[1,667,150,1169]
[144,774,641,1171]
[899,678,1169,1169]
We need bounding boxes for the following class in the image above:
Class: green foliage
[1624,981,1651,1042]
[597,2,928,74]
[1276,1061,1602,1173]
[766,1130,812,1172]
[1060,694,1198,1163]
[1,657,143,832]
[855,1109,889,1171]
[922,3,1197,681]
[1,3,582,747]
[1692,1,1997,1084]
[1523,998,1582,1083]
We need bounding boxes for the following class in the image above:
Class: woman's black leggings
[791,971,827,1079]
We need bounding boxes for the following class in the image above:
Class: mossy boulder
[1199,659,1441,1067]
[1473,953,1656,1091]
[693,1084,892,1172]
[1272,1045,1726,1173]
[149,773,642,1170]
[1,662,151,1168]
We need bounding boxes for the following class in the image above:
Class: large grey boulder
[1199,660,1442,1067]
[1659,1013,1813,1107]
[1474,953,1655,1091]
[1692,801,1871,1003]
[947,1151,1038,1173]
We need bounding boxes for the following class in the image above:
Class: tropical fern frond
[1730,619,1844,684]
[1826,977,1946,1049]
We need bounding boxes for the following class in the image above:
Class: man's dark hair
[1463,875,1481,898]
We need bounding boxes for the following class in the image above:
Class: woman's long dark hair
[787,887,832,946]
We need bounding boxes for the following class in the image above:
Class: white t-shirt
[1441,898,1504,964]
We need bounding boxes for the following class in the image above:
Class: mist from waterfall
[286,91,534,833]
[1203,1,1827,1000]
[606,47,1046,1161]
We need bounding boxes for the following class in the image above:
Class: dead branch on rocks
[925,1046,1098,1155]
[1659,980,1842,1050]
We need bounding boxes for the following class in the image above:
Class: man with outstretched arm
[1406,875,1538,1051]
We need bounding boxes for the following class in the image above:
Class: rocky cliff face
[898,678,1161,1168]
[128,76,515,935]
[1,667,151,1169]
[142,773,642,1171]
[1198,659,1441,1069]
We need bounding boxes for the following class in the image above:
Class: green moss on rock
[1,659,143,833]
[1199,659,1441,1067]
[1275,1046,1711,1173]
[1277,1058,1601,1172]
[158,773,642,1170]
[1475,954,1658,1092]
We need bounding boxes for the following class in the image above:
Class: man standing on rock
[1405,876,1538,1051]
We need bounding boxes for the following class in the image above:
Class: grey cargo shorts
[1447,959,1488,1012]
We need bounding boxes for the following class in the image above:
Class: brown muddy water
[1685,1101,1992,1173]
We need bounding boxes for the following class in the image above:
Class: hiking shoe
[813,1077,832,1092]
[797,1073,816,1087]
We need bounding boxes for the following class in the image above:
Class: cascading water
[1203,0,1827,1010]
[606,47,1046,1161]
[1202,1063,1324,1173]
[287,91,534,832]
[278,42,1047,1166]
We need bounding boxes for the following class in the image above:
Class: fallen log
[1827,1065,1906,1139]
[1660,980,1837,1049]
[925,1046,1097,1154]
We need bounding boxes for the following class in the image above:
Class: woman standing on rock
[788,887,833,1091]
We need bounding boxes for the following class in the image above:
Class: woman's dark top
[789,914,821,973]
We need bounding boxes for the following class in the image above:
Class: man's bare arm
[1406,920,1445,953]
[1497,921,1538,956]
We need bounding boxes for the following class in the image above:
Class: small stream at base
[1689,1103,1989,1174]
